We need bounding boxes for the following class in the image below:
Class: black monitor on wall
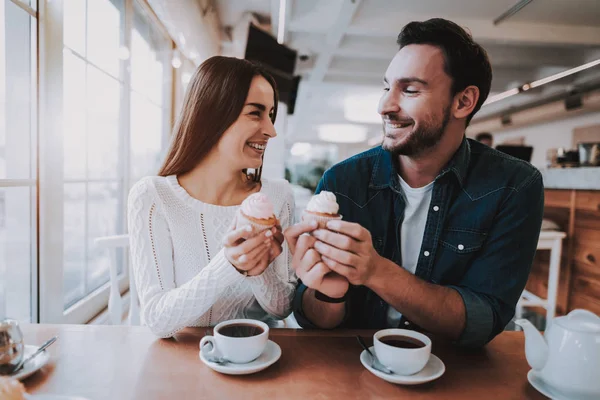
[244,24,301,114]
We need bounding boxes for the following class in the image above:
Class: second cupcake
[302,190,342,229]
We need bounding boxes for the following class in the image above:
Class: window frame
[36,0,176,324]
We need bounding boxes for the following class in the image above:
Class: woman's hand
[223,225,274,276]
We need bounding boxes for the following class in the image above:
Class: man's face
[378,44,454,157]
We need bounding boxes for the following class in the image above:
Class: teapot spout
[515,319,548,371]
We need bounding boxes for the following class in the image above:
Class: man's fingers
[325,220,370,242]
[301,262,330,289]
[314,240,359,267]
[312,229,359,254]
[223,225,253,246]
[284,221,318,253]
[321,255,354,279]
[292,234,317,270]
[295,248,322,277]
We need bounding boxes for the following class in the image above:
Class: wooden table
[21,324,547,399]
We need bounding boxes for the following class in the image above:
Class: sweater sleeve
[127,179,245,338]
[247,181,298,319]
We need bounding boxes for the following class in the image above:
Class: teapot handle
[568,309,600,321]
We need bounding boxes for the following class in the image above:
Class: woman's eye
[250,111,261,117]
[383,87,390,92]
[404,89,418,94]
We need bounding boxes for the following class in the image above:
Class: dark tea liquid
[380,335,425,349]
[218,324,264,338]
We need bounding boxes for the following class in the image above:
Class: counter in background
[541,167,600,190]
[527,188,600,318]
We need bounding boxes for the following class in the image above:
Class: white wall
[490,111,600,168]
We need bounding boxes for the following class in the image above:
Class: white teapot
[516,309,600,399]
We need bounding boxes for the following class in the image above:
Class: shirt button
[404,321,410,326]
[433,206,440,212]
[424,251,430,257]
[458,244,465,250]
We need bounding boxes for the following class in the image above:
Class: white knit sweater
[127,175,297,338]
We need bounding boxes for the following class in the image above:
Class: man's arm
[314,170,544,346]
[368,259,466,340]
[286,226,350,329]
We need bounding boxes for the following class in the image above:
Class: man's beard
[382,105,451,157]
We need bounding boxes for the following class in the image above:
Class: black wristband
[314,290,348,303]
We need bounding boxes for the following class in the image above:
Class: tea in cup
[200,319,269,364]
[373,329,431,375]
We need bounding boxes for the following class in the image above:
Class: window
[62,0,127,309]
[130,1,172,182]
[0,0,38,322]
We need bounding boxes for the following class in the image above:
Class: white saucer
[360,346,445,385]
[199,340,281,375]
[527,370,600,400]
[9,344,51,381]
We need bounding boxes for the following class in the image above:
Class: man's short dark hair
[397,18,492,125]
[475,132,493,142]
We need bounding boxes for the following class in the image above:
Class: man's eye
[383,87,390,92]
[404,89,418,94]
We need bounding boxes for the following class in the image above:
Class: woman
[128,56,296,338]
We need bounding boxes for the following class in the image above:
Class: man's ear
[453,85,480,120]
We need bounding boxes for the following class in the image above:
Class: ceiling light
[484,88,520,105]
[318,124,368,143]
[343,94,382,124]
[277,0,287,44]
[290,142,312,156]
[529,58,600,88]
[483,58,600,106]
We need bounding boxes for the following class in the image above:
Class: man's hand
[284,222,349,298]
[312,220,382,286]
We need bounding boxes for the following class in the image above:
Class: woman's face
[217,75,277,171]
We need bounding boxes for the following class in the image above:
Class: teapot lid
[555,309,600,333]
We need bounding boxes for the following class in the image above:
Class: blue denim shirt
[293,138,544,347]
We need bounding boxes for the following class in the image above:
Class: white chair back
[94,234,140,326]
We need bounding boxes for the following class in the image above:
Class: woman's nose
[263,119,277,138]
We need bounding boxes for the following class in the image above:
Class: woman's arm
[127,179,245,338]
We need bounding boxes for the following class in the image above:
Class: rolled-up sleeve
[448,170,544,347]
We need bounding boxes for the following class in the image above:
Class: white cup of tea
[200,319,269,364]
[373,329,432,375]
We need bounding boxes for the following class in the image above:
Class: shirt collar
[369,136,471,190]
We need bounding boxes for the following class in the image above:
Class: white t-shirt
[386,175,434,327]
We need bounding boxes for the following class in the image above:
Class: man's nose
[378,90,400,116]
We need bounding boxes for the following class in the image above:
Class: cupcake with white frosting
[302,191,342,229]
[237,192,278,236]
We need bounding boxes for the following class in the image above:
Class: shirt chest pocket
[433,228,487,284]
[440,228,487,253]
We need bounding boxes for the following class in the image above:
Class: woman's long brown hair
[158,56,279,182]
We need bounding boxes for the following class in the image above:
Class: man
[475,132,494,147]
[285,18,544,348]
